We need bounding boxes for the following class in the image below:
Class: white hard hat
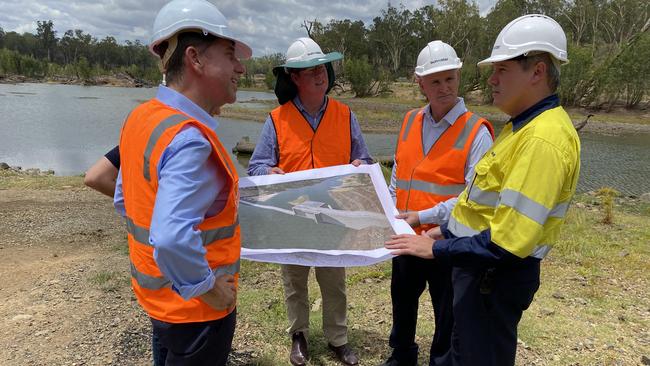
[279,37,342,69]
[478,14,568,67]
[149,0,252,60]
[414,40,462,77]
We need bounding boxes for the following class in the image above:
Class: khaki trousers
[281,264,348,346]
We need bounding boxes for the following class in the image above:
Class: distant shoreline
[3,76,649,136]
[0,73,155,88]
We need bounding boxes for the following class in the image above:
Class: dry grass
[232,193,650,365]
[3,171,647,365]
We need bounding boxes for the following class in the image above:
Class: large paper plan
[239,163,414,267]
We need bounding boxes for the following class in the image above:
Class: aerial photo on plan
[239,172,394,251]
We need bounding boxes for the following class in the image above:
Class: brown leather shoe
[290,332,308,366]
[328,343,359,365]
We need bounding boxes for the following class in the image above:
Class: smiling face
[290,64,328,99]
[417,68,460,120]
[198,38,246,108]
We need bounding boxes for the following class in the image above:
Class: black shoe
[290,332,308,366]
[328,343,359,365]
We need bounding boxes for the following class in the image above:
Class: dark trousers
[389,255,453,365]
[438,259,540,366]
[151,309,237,366]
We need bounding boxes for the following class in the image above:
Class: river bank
[220,86,650,136]
[0,73,154,88]
[1,168,649,365]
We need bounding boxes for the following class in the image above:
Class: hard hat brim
[224,36,252,60]
[477,52,569,68]
[279,52,343,69]
[149,28,252,60]
[477,54,522,67]
[414,62,463,77]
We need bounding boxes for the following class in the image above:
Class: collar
[423,97,467,126]
[155,85,219,130]
[293,95,328,116]
[511,94,560,132]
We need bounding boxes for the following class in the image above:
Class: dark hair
[162,32,218,86]
[515,52,560,92]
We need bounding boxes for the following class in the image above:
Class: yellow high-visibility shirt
[448,106,580,259]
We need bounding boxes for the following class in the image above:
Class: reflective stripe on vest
[126,216,239,246]
[130,259,241,290]
[453,114,481,149]
[447,216,553,259]
[143,114,189,181]
[396,178,465,196]
[401,108,422,141]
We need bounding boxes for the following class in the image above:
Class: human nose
[488,69,498,87]
[234,58,245,75]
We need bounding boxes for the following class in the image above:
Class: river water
[0,83,648,195]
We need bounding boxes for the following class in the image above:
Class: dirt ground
[0,188,153,365]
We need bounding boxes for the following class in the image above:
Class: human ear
[185,46,202,72]
[531,61,547,85]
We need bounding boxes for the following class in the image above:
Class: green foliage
[0,48,46,77]
[1,1,648,110]
[344,57,374,97]
[559,44,597,106]
[76,56,92,80]
[264,70,275,90]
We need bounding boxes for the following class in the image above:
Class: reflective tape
[396,178,465,196]
[448,216,480,237]
[530,244,551,259]
[201,218,239,244]
[126,217,238,247]
[143,114,189,181]
[126,217,151,245]
[499,189,552,226]
[401,109,422,141]
[468,186,499,207]
[499,190,570,226]
[549,202,569,218]
[130,262,171,290]
[453,114,480,149]
[131,259,241,290]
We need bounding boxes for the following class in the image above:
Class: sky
[0,0,496,57]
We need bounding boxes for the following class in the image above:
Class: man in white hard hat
[381,40,494,366]
[385,14,580,365]
[248,37,371,366]
[113,0,250,365]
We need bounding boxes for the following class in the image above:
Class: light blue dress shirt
[114,85,229,301]
[247,96,373,176]
[388,98,493,225]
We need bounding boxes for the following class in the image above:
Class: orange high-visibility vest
[270,98,351,173]
[395,108,494,233]
[119,99,241,324]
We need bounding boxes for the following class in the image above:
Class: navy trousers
[389,255,454,365]
[151,309,236,366]
[437,258,540,366]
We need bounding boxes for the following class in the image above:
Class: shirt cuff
[172,271,216,301]
[432,238,453,261]
[440,223,453,239]
[418,206,440,225]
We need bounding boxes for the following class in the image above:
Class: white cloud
[0,0,496,56]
